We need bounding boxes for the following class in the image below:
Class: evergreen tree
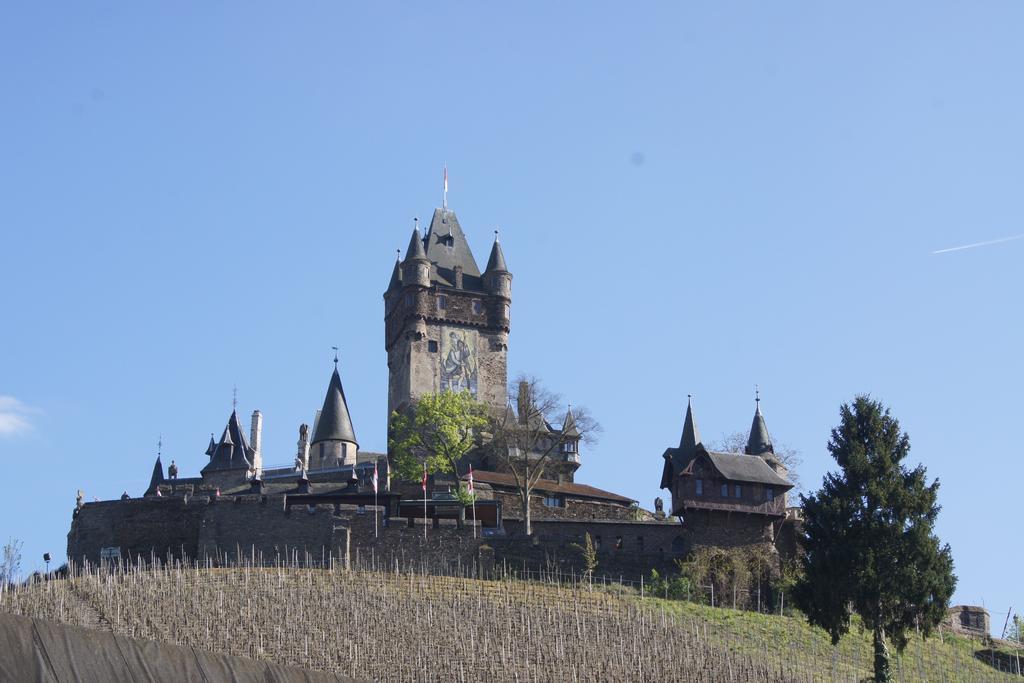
[794,396,956,683]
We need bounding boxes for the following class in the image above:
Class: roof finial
[755,384,760,403]
[443,164,448,210]
[395,248,401,262]
[413,216,419,234]
[332,346,339,368]
[494,228,500,242]
[157,434,162,458]
[232,385,237,412]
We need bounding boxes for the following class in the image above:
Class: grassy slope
[2,567,1019,682]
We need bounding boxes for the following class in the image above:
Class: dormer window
[720,483,728,497]
[734,484,742,499]
[765,486,775,501]
[437,295,447,311]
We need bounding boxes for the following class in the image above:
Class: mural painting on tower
[439,327,478,396]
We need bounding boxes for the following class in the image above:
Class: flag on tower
[467,465,474,495]
[372,461,379,493]
[443,165,448,209]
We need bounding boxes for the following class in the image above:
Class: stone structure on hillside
[67,184,800,579]
[660,394,795,553]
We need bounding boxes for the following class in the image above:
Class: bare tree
[710,431,802,491]
[486,375,601,535]
[0,538,23,586]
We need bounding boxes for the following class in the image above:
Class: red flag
[467,465,474,495]
[421,464,427,492]
[372,461,379,493]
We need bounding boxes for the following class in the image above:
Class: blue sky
[1,3,1021,625]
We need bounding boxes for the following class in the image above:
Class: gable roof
[702,449,793,488]
[310,367,358,447]
[464,470,635,505]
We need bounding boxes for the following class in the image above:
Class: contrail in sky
[932,233,1024,254]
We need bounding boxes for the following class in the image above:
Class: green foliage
[570,532,599,579]
[648,568,692,600]
[794,395,957,683]
[453,483,476,506]
[388,391,489,482]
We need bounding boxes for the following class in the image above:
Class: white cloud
[0,396,37,436]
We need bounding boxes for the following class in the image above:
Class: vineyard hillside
[1,564,1019,682]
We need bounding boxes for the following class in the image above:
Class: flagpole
[373,461,379,539]
[423,464,428,541]
[469,466,477,539]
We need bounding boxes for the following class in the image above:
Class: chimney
[250,410,263,475]
[453,265,464,289]
[517,380,531,425]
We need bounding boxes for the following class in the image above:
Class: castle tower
[384,206,511,432]
[201,409,256,488]
[744,393,788,479]
[309,364,358,469]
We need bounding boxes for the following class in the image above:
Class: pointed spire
[405,219,427,262]
[146,454,164,496]
[679,395,702,455]
[484,229,508,273]
[310,365,358,447]
[562,403,580,438]
[202,408,255,473]
[744,389,774,456]
[205,433,216,457]
[387,249,402,290]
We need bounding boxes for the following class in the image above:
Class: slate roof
[465,470,636,505]
[561,405,580,438]
[202,410,255,473]
[422,208,486,291]
[745,401,774,456]
[310,367,358,447]
[484,236,508,273]
[146,455,164,495]
[704,450,793,487]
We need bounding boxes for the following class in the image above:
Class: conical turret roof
[484,234,508,273]
[561,405,580,438]
[146,455,164,495]
[679,396,701,455]
[387,254,402,291]
[405,225,427,262]
[202,410,255,473]
[744,398,774,456]
[310,366,358,447]
[204,434,216,457]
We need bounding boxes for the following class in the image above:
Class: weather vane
[332,346,339,367]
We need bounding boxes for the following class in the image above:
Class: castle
[67,192,797,577]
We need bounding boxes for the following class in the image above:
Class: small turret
[401,221,430,289]
[483,231,512,300]
[386,250,402,292]
[310,363,359,468]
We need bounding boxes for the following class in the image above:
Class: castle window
[503,303,510,318]
[720,483,728,497]
[765,486,775,501]
[427,340,438,353]
[472,300,483,315]
[734,484,742,499]
[695,479,703,496]
[437,295,447,311]
[543,495,564,508]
